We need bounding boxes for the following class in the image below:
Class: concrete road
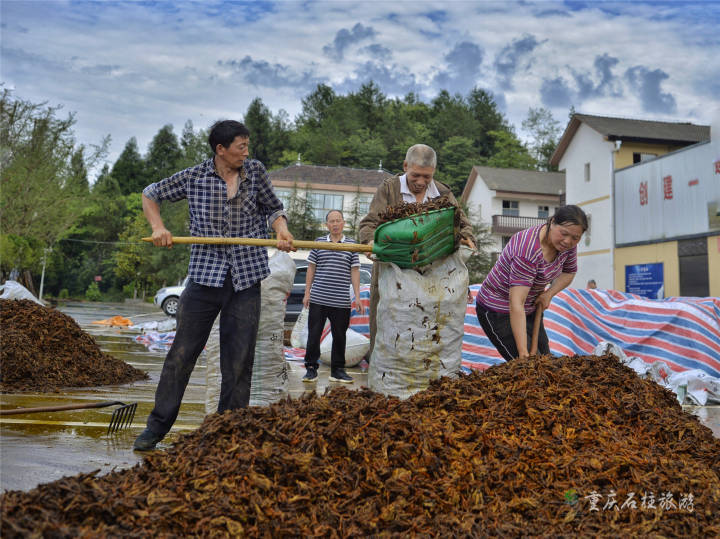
[1,300,718,493]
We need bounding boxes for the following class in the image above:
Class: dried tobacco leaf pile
[0,299,147,392]
[376,195,458,224]
[2,354,719,537]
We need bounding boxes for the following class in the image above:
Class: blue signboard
[625,263,664,299]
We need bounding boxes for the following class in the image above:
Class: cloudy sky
[2,0,719,172]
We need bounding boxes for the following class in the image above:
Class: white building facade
[551,114,710,290]
[460,166,565,260]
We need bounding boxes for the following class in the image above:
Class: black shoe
[302,367,318,383]
[133,428,164,451]
[329,369,353,383]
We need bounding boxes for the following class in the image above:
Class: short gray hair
[405,144,436,168]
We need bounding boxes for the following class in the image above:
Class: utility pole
[38,247,52,301]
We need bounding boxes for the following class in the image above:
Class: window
[501,236,511,249]
[538,206,549,219]
[584,162,591,182]
[308,193,344,222]
[355,194,373,216]
[502,200,519,217]
[633,152,657,164]
[274,189,291,208]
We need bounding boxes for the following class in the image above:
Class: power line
[58,238,147,246]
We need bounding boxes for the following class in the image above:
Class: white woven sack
[368,246,472,399]
[319,327,370,368]
[205,251,296,412]
[0,281,44,305]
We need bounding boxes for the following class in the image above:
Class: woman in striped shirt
[475,205,588,361]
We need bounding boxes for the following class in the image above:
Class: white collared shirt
[399,173,441,203]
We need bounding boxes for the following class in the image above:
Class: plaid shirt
[143,158,286,291]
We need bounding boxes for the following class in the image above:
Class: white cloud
[1,0,718,174]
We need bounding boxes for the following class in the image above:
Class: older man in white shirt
[358,144,476,360]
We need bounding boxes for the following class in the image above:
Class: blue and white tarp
[460,287,720,380]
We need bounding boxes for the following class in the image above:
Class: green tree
[144,124,183,182]
[466,222,495,285]
[267,109,293,169]
[344,129,387,169]
[466,87,508,157]
[435,136,475,195]
[483,130,535,170]
[428,91,476,147]
[92,164,121,198]
[67,147,89,194]
[244,97,274,165]
[462,203,496,284]
[296,84,336,129]
[284,182,318,240]
[0,89,107,257]
[112,137,146,195]
[351,81,386,132]
[522,107,561,171]
[347,185,364,239]
[180,120,211,168]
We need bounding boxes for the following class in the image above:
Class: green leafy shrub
[85,282,101,302]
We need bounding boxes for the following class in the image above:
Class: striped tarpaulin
[460,287,720,378]
[343,285,720,379]
[545,289,720,377]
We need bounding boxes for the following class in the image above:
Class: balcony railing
[491,214,547,236]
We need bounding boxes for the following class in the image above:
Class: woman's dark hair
[208,120,250,154]
[548,204,588,231]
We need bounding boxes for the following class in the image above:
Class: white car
[154,277,189,316]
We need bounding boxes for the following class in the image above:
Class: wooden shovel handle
[530,303,544,356]
[142,236,374,253]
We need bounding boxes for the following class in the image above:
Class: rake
[0,401,138,434]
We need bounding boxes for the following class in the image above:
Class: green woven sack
[372,207,457,268]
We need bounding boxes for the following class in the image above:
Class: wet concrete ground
[1,301,719,493]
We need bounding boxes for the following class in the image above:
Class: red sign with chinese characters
[639,181,648,206]
[663,175,673,200]
[715,160,720,174]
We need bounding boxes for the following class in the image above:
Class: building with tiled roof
[460,166,566,258]
[268,160,394,224]
[551,113,710,291]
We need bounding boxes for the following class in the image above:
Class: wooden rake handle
[530,303,545,356]
[142,236,374,253]
[0,400,129,416]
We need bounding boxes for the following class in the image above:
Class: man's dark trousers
[146,272,260,437]
[305,303,350,371]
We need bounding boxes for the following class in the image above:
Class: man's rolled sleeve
[267,209,288,229]
[143,170,188,203]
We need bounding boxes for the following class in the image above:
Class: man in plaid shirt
[134,120,294,451]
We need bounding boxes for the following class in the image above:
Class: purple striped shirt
[477,224,577,314]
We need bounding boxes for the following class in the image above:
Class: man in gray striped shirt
[302,210,364,383]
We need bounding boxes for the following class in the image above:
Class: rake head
[107,402,137,434]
